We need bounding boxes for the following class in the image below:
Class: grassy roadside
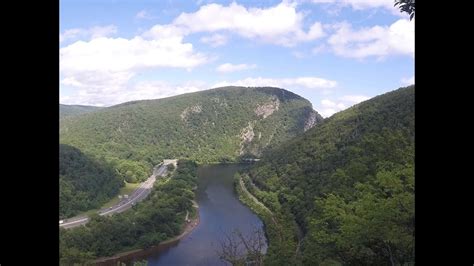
[90,162,201,264]
[234,173,275,232]
[102,181,140,208]
[234,173,302,265]
[77,181,140,217]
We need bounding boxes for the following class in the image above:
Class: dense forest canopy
[59,144,123,219]
[60,104,103,120]
[60,160,198,264]
[243,85,415,265]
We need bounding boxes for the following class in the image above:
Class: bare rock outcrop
[239,121,256,155]
[304,110,323,132]
[255,97,280,119]
[180,105,202,121]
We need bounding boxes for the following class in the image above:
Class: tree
[217,227,266,266]
[167,163,175,172]
[59,247,95,265]
[395,0,415,20]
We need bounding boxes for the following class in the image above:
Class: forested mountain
[243,85,415,265]
[60,144,123,219]
[60,104,103,119]
[60,86,322,183]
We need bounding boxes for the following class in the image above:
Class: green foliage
[60,144,123,219]
[167,163,175,172]
[59,245,95,265]
[60,86,321,166]
[114,159,149,183]
[60,104,103,120]
[305,164,414,265]
[235,173,301,266]
[60,160,198,264]
[245,86,415,265]
[133,260,148,266]
[395,0,415,20]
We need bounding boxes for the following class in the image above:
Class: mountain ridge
[60,104,103,119]
[60,86,323,167]
[242,85,415,265]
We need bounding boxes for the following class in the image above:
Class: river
[122,163,267,265]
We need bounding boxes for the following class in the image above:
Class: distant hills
[60,104,103,119]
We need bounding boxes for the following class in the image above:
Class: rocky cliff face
[304,110,323,132]
[255,97,280,119]
[180,104,202,121]
[239,121,256,155]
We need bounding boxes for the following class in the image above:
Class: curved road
[60,161,173,229]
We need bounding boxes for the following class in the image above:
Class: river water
[124,164,267,266]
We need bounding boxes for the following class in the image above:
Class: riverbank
[238,176,273,215]
[235,174,302,264]
[94,205,200,265]
[91,164,261,265]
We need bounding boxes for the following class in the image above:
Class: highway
[60,161,172,229]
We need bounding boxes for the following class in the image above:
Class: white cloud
[311,0,336,3]
[136,10,155,20]
[319,99,346,117]
[401,75,414,85]
[291,51,305,58]
[61,71,135,94]
[200,34,228,47]
[339,95,370,103]
[89,25,118,39]
[341,0,393,10]
[216,63,257,73]
[61,36,206,73]
[171,2,325,46]
[317,94,370,117]
[142,24,187,40]
[60,32,209,106]
[60,80,209,107]
[60,29,82,43]
[319,108,337,117]
[310,0,401,14]
[312,44,326,54]
[60,25,117,43]
[212,76,337,90]
[322,99,346,109]
[327,19,414,59]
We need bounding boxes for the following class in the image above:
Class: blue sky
[60,0,414,117]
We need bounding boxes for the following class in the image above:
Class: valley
[99,164,266,266]
[58,1,416,264]
[59,85,414,266]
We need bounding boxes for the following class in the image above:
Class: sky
[60,0,414,118]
